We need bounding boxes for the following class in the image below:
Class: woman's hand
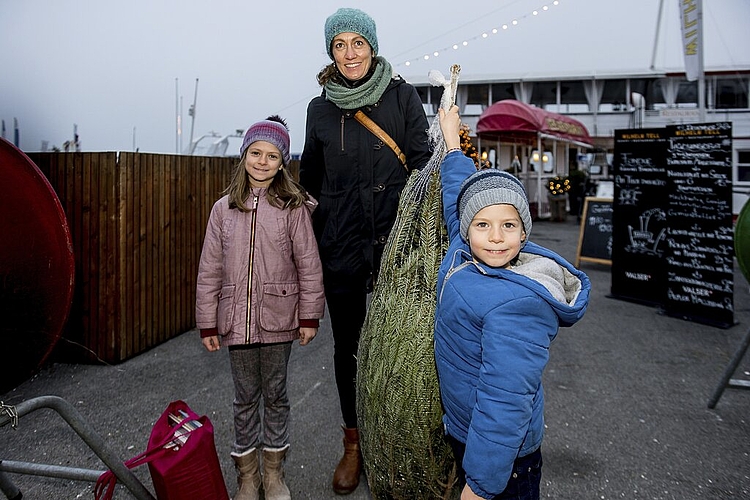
[202,335,220,352]
[438,105,462,150]
[299,327,318,346]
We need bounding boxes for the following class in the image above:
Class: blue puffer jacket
[434,151,591,499]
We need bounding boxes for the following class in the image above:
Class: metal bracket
[708,326,750,409]
[0,395,154,500]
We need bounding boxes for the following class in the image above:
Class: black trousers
[447,433,543,500]
[325,286,368,428]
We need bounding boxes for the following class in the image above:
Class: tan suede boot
[231,448,261,500]
[262,446,291,500]
[332,426,362,495]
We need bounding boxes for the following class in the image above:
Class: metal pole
[650,0,665,70]
[707,326,750,409]
[0,396,154,500]
[188,78,199,153]
[0,470,21,500]
[175,78,179,154]
[696,0,706,122]
[537,133,543,216]
[0,461,103,482]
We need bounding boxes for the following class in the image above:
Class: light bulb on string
[393,1,563,69]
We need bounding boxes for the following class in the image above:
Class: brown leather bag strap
[354,110,408,170]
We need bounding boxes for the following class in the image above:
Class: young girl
[196,116,325,500]
[434,106,591,500]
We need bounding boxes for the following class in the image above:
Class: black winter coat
[299,76,430,291]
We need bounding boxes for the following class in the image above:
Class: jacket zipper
[438,253,484,305]
[246,194,258,343]
[340,115,345,152]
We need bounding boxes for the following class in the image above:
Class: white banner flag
[679,0,702,81]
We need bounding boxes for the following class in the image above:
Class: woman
[299,7,431,495]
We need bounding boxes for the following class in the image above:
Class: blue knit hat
[457,169,532,245]
[240,118,291,166]
[324,7,378,59]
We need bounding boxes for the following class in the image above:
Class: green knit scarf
[324,56,394,110]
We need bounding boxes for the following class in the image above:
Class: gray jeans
[228,342,292,454]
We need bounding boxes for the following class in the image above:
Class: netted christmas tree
[356,65,461,500]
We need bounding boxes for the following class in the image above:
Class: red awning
[476,99,592,148]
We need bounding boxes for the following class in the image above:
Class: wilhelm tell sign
[612,122,733,328]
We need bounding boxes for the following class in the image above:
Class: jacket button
[373,184,385,192]
[282,290,287,295]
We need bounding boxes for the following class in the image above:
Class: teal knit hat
[324,8,378,59]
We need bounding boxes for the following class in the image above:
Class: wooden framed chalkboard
[575,197,613,267]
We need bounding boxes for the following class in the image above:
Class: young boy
[434,105,591,500]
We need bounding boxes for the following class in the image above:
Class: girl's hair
[224,118,308,212]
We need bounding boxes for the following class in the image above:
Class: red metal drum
[0,138,75,393]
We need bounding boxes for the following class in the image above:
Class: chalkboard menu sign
[575,197,612,267]
[663,122,734,328]
[610,123,734,328]
[611,129,668,305]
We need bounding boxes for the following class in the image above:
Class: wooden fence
[28,152,239,364]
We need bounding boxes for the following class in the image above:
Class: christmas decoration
[459,125,490,169]
[547,176,571,196]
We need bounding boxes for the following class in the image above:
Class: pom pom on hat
[240,116,291,166]
[457,169,533,245]
[324,7,378,59]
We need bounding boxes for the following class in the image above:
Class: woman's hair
[224,118,308,212]
[317,62,339,86]
[317,56,378,87]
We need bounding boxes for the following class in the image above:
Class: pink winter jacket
[195,189,325,346]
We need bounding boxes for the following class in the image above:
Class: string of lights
[394,1,561,69]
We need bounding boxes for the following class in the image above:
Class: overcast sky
[1,0,748,155]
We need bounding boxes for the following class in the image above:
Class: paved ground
[2,216,749,500]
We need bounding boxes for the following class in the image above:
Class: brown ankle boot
[332,426,362,495]
[231,448,261,500]
[262,446,291,500]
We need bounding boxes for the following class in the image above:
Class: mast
[188,78,199,151]
[696,0,706,122]
[175,78,179,154]
[650,0,665,70]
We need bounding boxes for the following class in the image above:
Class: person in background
[298,7,431,495]
[196,116,325,500]
[434,105,591,500]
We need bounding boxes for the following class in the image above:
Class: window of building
[558,81,588,112]
[738,150,750,183]
[415,85,440,114]
[534,82,558,111]
[648,78,701,109]
[715,77,749,109]
[628,78,650,108]
[490,83,516,103]
[644,79,666,110]
[467,84,489,105]
[600,79,628,111]
[675,80,697,105]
